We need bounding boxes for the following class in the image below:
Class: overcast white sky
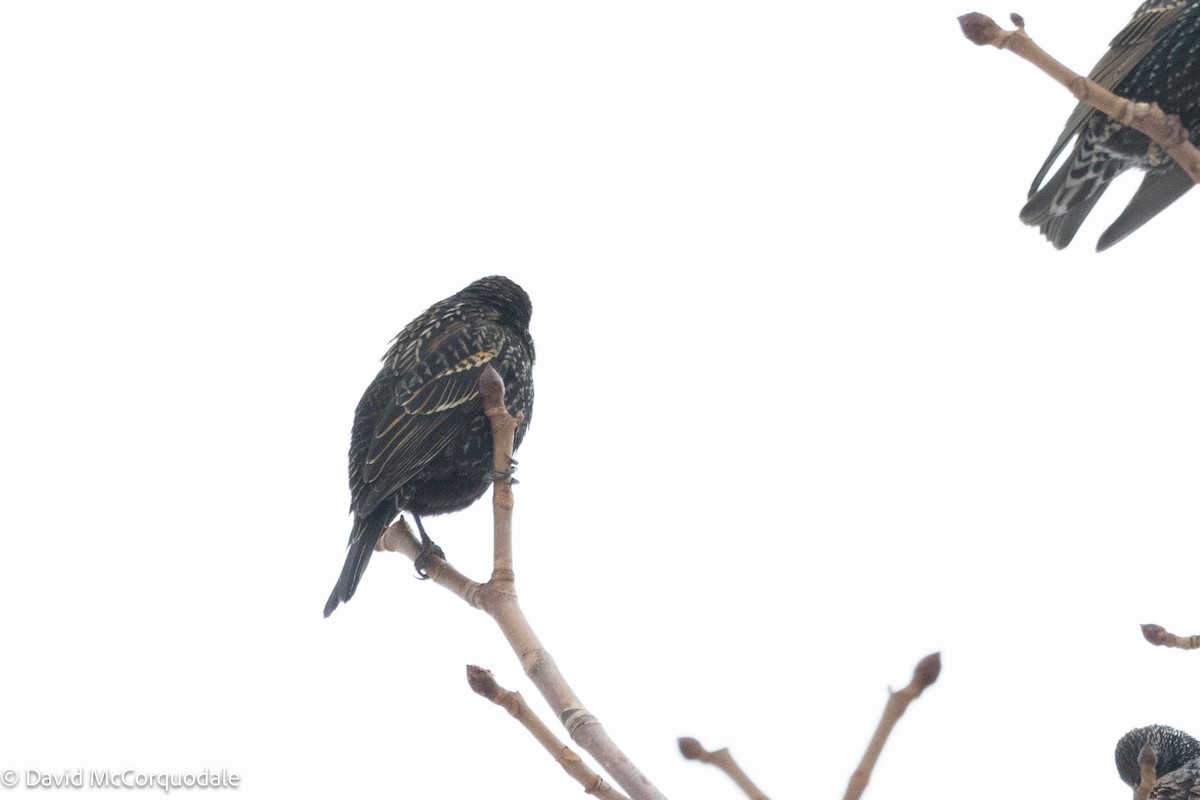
[3,2,1200,798]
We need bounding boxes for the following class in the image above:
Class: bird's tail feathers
[323,504,393,617]
[1097,164,1194,251]
[1021,138,1125,249]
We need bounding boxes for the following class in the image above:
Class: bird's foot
[483,455,518,484]
[413,537,446,580]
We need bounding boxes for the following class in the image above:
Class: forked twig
[467,665,630,800]
[377,366,666,800]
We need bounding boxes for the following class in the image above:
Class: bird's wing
[1152,761,1200,800]
[357,321,504,505]
[1029,1,1190,195]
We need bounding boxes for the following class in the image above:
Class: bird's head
[462,275,532,330]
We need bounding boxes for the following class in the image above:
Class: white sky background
[3,1,1199,798]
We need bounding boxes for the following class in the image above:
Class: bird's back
[324,276,534,617]
[348,277,535,520]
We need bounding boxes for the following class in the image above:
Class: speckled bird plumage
[323,275,535,617]
[1115,725,1200,799]
[1021,0,1200,250]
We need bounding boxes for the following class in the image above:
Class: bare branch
[479,364,519,581]
[376,519,481,604]
[957,12,1200,184]
[678,737,770,800]
[379,365,667,800]
[1141,623,1200,650]
[466,665,630,800]
[843,652,941,800]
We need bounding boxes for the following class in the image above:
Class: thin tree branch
[843,652,941,800]
[479,365,518,584]
[1140,623,1200,650]
[678,737,770,800]
[376,519,480,603]
[467,665,631,800]
[958,12,1200,184]
[378,366,667,800]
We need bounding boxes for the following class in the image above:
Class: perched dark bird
[323,275,535,617]
[1115,724,1200,799]
[1021,0,1200,250]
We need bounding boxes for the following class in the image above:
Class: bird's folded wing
[1030,1,1190,195]
[360,323,504,492]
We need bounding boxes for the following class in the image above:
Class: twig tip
[958,12,1001,45]
[1141,623,1167,645]
[677,737,706,761]
[478,364,505,409]
[466,664,499,697]
[913,652,942,688]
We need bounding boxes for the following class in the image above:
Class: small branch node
[1069,75,1092,103]
[561,707,598,735]
[518,646,544,673]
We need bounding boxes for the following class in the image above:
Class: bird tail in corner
[1020,137,1124,250]
[1096,165,1194,251]
[323,504,393,617]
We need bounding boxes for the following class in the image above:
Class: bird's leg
[483,453,518,484]
[411,514,445,579]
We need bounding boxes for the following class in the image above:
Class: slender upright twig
[678,736,770,800]
[377,366,667,800]
[843,652,941,800]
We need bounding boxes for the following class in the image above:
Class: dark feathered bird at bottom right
[1115,725,1200,799]
[1021,0,1200,251]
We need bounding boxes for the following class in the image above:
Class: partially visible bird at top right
[1114,724,1200,799]
[1021,0,1200,251]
